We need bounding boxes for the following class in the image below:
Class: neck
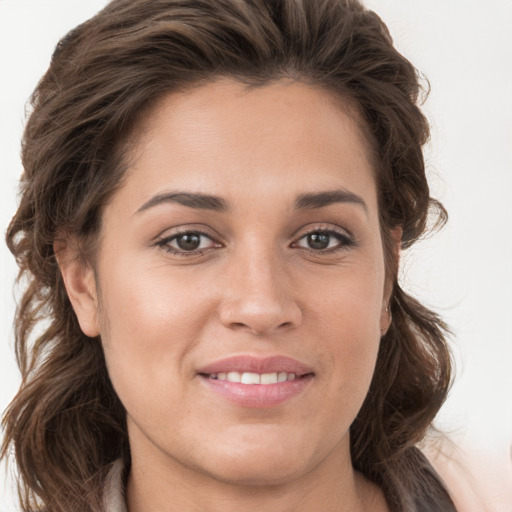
[125,444,388,512]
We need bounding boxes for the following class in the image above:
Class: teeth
[213,372,298,384]
[241,372,260,384]
[260,373,278,384]
[226,371,241,383]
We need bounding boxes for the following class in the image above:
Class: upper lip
[197,355,314,376]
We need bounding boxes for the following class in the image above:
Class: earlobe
[54,238,100,338]
[380,304,392,337]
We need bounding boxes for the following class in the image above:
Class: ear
[380,227,402,336]
[54,237,100,338]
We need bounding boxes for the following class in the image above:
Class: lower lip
[199,375,314,408]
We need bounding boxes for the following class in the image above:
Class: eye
[156,230,221,255]
[293,229,354,252]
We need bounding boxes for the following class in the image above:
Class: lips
[197,355,314,408]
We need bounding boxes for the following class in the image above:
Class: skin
[61,79,394,511]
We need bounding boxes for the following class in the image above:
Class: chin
[189,429,319,487]
[204,453,310,487]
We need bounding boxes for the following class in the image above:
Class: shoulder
[421,435,512,512]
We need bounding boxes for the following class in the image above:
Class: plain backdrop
[1,1,511,510]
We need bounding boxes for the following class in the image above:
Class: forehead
[116,78,378,214]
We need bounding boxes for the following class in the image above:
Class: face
[68,79,393,486]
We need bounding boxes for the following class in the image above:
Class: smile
[207,371,298,384]
[197,355,314,408]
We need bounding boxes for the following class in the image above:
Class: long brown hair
[2,0,455,510]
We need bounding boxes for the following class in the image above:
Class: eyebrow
[294,189,368,213]
[136,188,367,215]
[136,192,230,214]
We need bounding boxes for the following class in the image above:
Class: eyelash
[155,228,220,257]
[292,228,356,254]
[154,227,356,257]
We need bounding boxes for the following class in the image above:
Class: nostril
[230,322,248,331]
[218,293,303,335]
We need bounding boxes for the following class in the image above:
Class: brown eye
[175,233,202,251]
[157,230,221,255]
[307,232,330,250]
[294,229,354,252]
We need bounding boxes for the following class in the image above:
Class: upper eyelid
[154,225,221,243]
[292,224,354,241]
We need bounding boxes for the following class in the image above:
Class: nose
[218,246,302,336]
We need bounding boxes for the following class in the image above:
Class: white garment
[102,459,127,512]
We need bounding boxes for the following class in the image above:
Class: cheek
[310,266,384,391]
[96,262,211,407]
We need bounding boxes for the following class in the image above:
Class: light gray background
[1,0,511,510]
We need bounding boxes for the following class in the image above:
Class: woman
[1,0,457,510]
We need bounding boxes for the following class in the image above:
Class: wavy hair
[2,0,454,510]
